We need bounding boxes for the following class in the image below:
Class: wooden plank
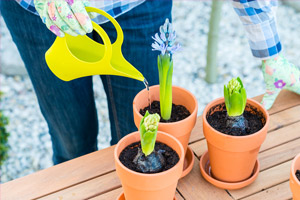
[89,187,122,200]
[1,146,116,200]
[190,106,300,158]
[189,139,207,158]
[189,117,203,144]
[175,190,186,200]
[259,138,300,171]
[89,188,184,200]
[241,181,292,200]
[38,171,121,200]
[229,160,292,199]
[176,156,232,200]
[188,91,300,144]
[260,121,300,152]
[268,105,300,132]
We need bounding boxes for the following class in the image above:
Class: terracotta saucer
[180,146,195,178]
[117,192,177,200]
[199,151,260,190]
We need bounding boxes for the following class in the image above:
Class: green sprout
[152,19,181,120]
[139,111,160,156]
[224,77,247,117]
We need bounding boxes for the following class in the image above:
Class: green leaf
[241,87,247,112]
[228,92,243,116]
[237,77,244,88]
[139,111,160,156]
[224,85,230,113]
[159,54,173,120]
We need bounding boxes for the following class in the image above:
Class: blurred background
[1,0,300,183]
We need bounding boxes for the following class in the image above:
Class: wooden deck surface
[1,90,300,200]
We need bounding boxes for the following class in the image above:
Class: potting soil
[207,103,265,136]
[140,101,190,122]
[119,142,179,174]
[296,170,300,182]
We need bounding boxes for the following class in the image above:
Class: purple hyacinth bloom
[274,80,286,89]
[151,18,181,55]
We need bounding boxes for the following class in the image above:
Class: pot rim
[133,85,198,125]
[291,153,300,184]
[202,97,269,140]
[114,131,185,177]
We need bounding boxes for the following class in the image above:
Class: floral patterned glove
[34,0,93,37]
[261,55,300,110]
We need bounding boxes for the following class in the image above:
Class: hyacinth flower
[224,77,248,132]
[152,19,181,120]
[133,111,165,173]
[139,111,160,156]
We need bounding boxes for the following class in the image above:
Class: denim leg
[0,0,98,164]
[95,0,173,145]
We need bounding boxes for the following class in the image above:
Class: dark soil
[206,103,265,136]
[140,101,191,123]
[119,142,179,174]
[296,170,300,182]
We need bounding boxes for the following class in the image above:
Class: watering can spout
[45,7,145,83]
[110,52,145,82]
[114,66,145,82]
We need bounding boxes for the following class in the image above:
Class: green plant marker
[139,111,160,156]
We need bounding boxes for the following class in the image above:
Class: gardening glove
[261,54,300,110]
[34,0,93,37]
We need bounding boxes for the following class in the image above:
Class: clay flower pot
[290,153,300,200]
[202,97,269,182]
[133,85,198,154]
[114,131,184,200]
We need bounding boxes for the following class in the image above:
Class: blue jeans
[0,0,172,164]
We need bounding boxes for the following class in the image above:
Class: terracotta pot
[202,97,269,182]
[114,131,184,200]
[290,153,300,200]
[133,85,198,154]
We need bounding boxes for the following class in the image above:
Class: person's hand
[261,55,300,110]
[34,0,93,37]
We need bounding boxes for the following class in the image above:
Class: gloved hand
[34,0,93,37]
[261,55,300,110]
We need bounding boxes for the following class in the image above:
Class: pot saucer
[199,151,260,190]
[180,146,195,178]
[117,192,177,200]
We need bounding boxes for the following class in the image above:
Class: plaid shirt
[15,0,145,24]
[232,0,282,60]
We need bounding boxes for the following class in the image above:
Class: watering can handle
[85,7,124,47]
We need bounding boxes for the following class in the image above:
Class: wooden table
[2,90,300,200]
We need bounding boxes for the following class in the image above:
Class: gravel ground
[1,1,300,183]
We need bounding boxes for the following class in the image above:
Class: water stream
[143,78,151,109]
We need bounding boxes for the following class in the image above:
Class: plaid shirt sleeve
[15,0,145,24]
[232,0,282,60]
